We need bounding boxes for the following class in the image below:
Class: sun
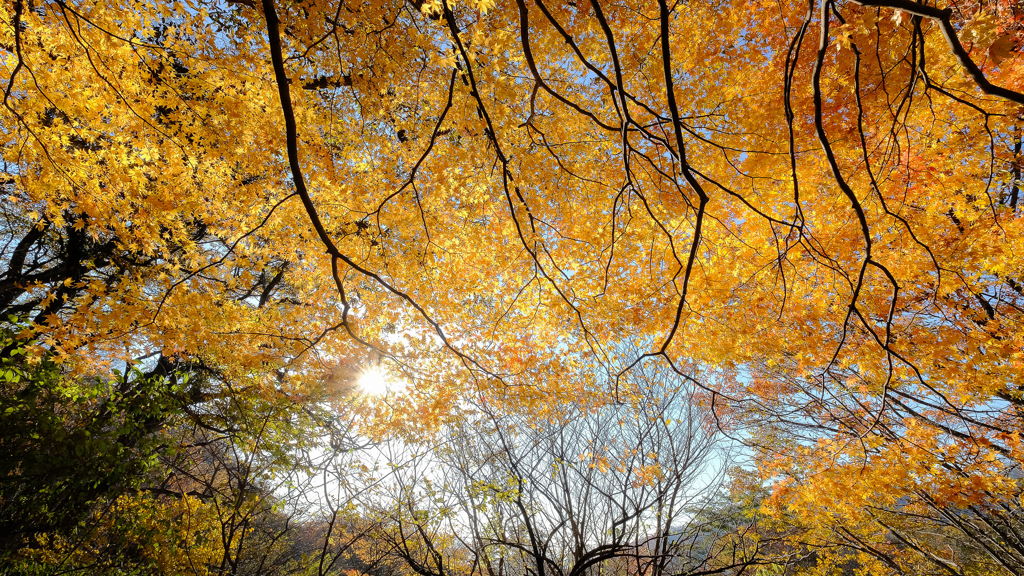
[357,366,391,396]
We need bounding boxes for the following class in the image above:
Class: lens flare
[358,367,390,396]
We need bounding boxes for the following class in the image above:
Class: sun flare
[357,367,391,396]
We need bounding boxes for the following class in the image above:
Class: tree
[3,0,1024,574]
[0,336,175,559]
[0,336,375,575]
[363,365,780,576]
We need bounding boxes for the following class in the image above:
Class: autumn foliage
[1,0,1023,574]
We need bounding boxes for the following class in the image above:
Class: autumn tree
[3,0,1024,574]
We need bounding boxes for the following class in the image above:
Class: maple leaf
[834,25,854,51]
[989,34,1016,65]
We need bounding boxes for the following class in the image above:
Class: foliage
[3,0,1024,574]
[0,325,363,575]
[9,493,224,576]
[0,331,177,559]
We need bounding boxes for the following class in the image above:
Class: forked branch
[853,0,1024,105]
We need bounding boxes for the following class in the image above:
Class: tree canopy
[2,0,1023,574]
